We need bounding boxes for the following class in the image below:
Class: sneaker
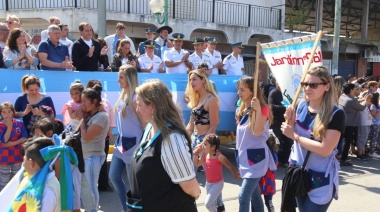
[368,152,380,159]
[340,160,353,166]
[217,205,225,212]
[357,155,368,161]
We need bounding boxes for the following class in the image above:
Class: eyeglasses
[300,82,327,89]
[5,21,13,24]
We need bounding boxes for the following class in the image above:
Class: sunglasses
[300,82,327,89]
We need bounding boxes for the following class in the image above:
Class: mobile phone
[32,104,39,108]
[128,55,134,61]
[368,89,372,94]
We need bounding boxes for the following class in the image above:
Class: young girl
[259,134,279,212]
[33,118,62,146]
[0,102,28,191]
[193,134,240,212]
[62,81,84,126]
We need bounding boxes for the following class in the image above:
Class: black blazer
[72,38,107,71]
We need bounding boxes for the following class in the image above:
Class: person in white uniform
[222,42,245,75]
[138,40,164,73]
[203,37,223,75]
[188,37,212,73]
[163,33,191,74]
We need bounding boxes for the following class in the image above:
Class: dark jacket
[110,53,140,72]
[72,38,107,71]
[339,93,366,126]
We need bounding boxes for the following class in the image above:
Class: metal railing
[0,0,281,29]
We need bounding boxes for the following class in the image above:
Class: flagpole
[250,42,262,132]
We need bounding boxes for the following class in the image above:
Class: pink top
[101,98,116,128]
[62,100,81,125]
[205,152,223,183]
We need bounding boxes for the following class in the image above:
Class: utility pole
[331,0,342,75]
[315,0,323,32]
[98,0,106,37]
[361,0,369,40]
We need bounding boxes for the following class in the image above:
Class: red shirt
[205,152,223,183]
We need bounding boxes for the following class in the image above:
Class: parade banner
[0,69,241,131]
[261,33,324,104]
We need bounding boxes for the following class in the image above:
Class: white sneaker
[368,152,380,159]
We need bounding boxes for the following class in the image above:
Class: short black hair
[342,83,355,94]
[22,137,55,168]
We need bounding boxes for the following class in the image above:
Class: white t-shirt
[359,106,373,126]
[59,38,73,60]
[164,48,189,74]
[138,54,162,73]
[223,53,244,75]
[203,48,222,75]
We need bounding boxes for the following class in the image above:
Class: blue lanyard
[134,123,161,159]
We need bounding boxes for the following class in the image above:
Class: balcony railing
[0,0,281,30]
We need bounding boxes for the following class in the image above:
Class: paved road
[91,145,380,212]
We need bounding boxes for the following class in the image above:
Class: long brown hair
[236,76,272,130]
[306,66,336,139]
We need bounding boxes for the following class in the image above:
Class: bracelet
[295,134,300,143]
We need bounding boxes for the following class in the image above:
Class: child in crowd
[259,134,279,212]
[14,137,60,212]
[33,118,62,146]
[62,81,84,126]
[193,134,240,212]
[369,93,380,158]
[64,134,84,212]
[0,102,28,191]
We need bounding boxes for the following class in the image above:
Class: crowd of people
[0,14,380,212]
[0,15,246,75]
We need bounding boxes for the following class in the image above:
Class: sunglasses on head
[300,82,327,89]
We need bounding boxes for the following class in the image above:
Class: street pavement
[91,145,380,212]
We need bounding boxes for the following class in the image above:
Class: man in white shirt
[58,24,73,60]
[203,37,223,75]
[104,22,136,63]
[222,42,245,75]
[138,40,164,73]
[164,33,191,74]
[40,16,61,42]
[188,37,212,73]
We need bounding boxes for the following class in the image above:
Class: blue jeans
[295,196,332,212]
[109,154,132,212]
[83,155,105,211]
[239,178,264,212]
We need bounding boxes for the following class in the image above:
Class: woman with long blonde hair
[127,79,200,211]
[235,76,276,212]
[109,65,145,212]
[281,66,346,211]
[186,69,219,147]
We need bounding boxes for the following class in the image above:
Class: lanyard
[134,123,161,159]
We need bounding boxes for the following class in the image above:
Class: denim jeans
[295,195,333,212]
[205,181,224,212]
[83,155,105,211]
[239,178,264,212]
[109,154,132,212]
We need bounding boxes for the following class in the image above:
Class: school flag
[261,34,323,104]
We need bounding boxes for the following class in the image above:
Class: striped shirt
[161,133,195,183]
